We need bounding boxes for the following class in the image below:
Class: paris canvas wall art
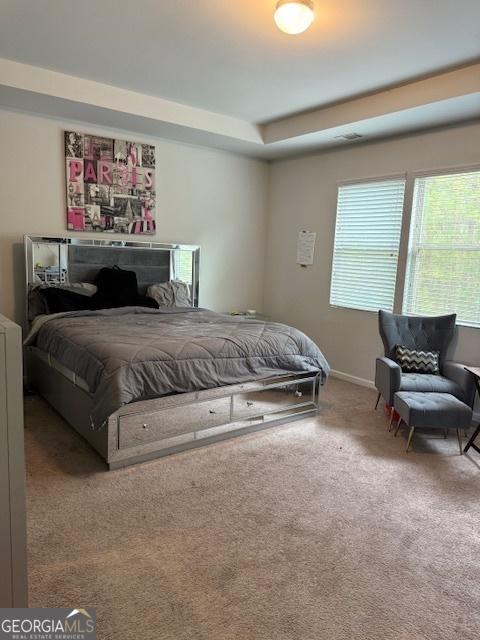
[65,131,156,234]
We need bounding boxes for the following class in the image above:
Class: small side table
[464,366,480,455]
[226,312,270,321]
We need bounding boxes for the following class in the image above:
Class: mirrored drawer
[232,379,315,419]
[119,396,231,449]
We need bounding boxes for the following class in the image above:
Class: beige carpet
[25,378,480,640]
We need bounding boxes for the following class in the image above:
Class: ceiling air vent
[334,133,363,141]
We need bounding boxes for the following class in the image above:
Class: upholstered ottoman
[393,392,472,454]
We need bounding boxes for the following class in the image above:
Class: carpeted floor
[25,378,480,640]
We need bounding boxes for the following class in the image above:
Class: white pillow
[59,282,97,296]
[147,280,191,307]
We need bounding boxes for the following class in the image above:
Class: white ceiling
[0,0,479,123]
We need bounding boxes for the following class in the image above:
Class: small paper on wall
[297,230,316,266]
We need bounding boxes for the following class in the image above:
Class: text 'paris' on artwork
[65,131,156,235]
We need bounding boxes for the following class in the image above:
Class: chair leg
[394,418,402,436]
[406,426,415,452]
[456,428,463,455]
[374,392,381,410]
[444,428,448,439]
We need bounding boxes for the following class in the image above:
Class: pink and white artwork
[65,131,156,234]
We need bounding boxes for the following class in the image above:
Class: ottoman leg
[388,410,395,431]
[374,392,381,410]
[406,426,415,452]
[444,428,448,439]
[394,418,402,436]
[456,428,463,455]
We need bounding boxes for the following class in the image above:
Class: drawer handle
[246,401,254,407]
[209,409,216,414]
[142,423,149,430]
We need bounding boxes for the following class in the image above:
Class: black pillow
[395,345,440,374]
[138,295,159,309]
[40,288,92,314]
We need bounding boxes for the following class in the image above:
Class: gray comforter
[26,307,330,427]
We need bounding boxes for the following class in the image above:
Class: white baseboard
[329,369,480,423]
[329,369,375,390]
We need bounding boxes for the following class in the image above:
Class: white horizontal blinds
[330,179,405,312]
[404,170,480,328]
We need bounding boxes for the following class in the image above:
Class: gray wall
[0,107,478,388]
[0,109,269,324]
[264,122,480,384]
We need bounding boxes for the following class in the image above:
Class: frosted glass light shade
[274,0,315,35]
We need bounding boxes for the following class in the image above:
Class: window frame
[399,164,480,329]
[329,164,480,330]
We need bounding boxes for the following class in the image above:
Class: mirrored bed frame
[24,235,321,470]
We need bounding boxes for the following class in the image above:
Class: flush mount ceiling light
[274,0,315,35]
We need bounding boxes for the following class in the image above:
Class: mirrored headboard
[24,235,200,312]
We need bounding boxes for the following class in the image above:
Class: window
[330,178,406,312]
[403,170,480,328]
[172,250,194,285]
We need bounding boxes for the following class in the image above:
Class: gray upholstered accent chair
[375,310,475,411]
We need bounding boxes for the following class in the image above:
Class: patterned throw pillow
[395,345,440,374]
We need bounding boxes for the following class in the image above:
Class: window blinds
[172,250,194,285]
[403,170,480,328]
[330,179,405,312]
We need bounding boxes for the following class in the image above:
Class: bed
[24,236,330,469]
